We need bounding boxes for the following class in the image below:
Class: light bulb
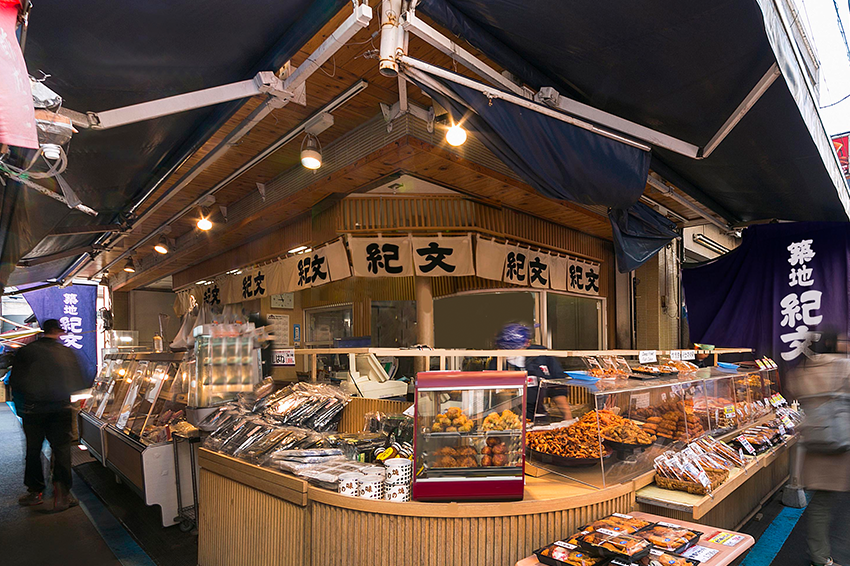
[197,217,213,231]
[301,150,322,169]
[445,124,467,146]
[154,236,169,254]
[123,258,136,273]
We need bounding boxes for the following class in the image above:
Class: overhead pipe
[379,0,404,77]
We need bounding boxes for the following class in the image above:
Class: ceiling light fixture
[445,123,467,147]
[288,245,308,254]
[123,258,136,273]
[154,235,169,254]
[197,208,213,231]
[300,133,322,169]
[692,233,730,255]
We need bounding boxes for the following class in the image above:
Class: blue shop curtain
[409,74,675,271]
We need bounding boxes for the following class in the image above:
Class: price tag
[554,541,577,550]
[633,393,651,409]
[724,405,736,417]
[737,436,756,454]
[403,404,415,417]
[755,359,766,370]
[272,349,296,366]
[681,546,720,562]
[777,394,787,406]
[661,392,667,402]
[639,350,657,364]
[778,424,786,435]
[781,415,793,428]
[682,349,696,361]
[670,350,682,361]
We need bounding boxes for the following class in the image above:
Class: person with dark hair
[9,318,85,511]
[787,328,850,566]
[489,323,572,422]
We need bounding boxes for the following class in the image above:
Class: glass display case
[527,367,782,489]
[190,326,260,407]
[413,371,526,502]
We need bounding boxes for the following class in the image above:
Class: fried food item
[537,542,604,566]
[436,455,458,468]
[527,410,624,459]
[456,445,478,456]
[431,408,475,433]
[456,455,478,468]
[481,409,522,431]
[638,524,698,551]
[492,442,507,454]
[602,420,656,445]
[580,531,651,557]
[437,446,458,456]
[480,455,492,466]
[584,514,651,534]
[492,454,508,466]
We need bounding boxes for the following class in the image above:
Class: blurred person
[787,329,850,566]
[490,323,572,422]
[9,319,86,512]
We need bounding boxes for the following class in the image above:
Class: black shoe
[18,491,43,506]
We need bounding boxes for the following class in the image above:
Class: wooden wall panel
[309,493,634,566]
[199,470,309,566]
[338,397,413,433]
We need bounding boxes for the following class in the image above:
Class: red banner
[832,134,850,179]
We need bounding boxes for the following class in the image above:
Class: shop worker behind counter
[488,324,572,421]
[9,319,86,512]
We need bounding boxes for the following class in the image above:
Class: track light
[154,235,169,254]
[197,208,213,231]
[300,133,322,169]
[123,258,136,273]
[445,123,467,147]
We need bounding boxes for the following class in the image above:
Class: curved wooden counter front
[198,448,635,566]
[198,446,790,566]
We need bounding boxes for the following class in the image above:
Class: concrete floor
[0,403,122,566]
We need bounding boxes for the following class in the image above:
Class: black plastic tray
[533,543,608,566]
[528,447,613,468]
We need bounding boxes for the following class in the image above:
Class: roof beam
[50,224,123,236]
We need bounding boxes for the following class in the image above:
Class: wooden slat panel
[199,469,308,566]
[338,397,412,433]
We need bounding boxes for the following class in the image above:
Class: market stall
[196,348,796,566]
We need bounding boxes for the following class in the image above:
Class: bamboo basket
[654,467,729,495]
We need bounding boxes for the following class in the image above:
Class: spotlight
[154,236,169,254]
[445,123,467,147]
[123,258,136,273]
[300,133,322,169]
[197,208,213,231]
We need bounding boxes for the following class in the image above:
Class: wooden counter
[198,440,791,566]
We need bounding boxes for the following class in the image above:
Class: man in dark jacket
[9,319,86,511]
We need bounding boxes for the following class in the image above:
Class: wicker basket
[655,467,729,495]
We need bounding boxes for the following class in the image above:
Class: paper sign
[293,324,301,344]
[670,350,682,361]
[708,532,746,546]
[682,349,696,361]
[639,350,657,364]
[272,349,295,366]
[633,393,651,409]
[403,404,415,417]
[267,313,290,346]
[737,436,756,455]
[681,545,720,561]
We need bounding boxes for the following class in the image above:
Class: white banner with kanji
[526,250,552,289]
[411,235,474,277]
[347,236,414,277]
[502,245,529,286]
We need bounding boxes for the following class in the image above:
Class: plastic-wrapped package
[203,415,257,452]
[273,448,345,459]
[197,404,242,432]
[264,382,351,431]
[238,427,300,464]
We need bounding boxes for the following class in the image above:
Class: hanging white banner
[475,236,507,281]
[324,239,352,282]
[502,245,529,286]
[411,235,474,277]
[550,255,568,291]
[567,258,601,296]
[527,251,552,289]
[347,236,413,277]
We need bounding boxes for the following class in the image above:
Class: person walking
[788,330,850,566]
[9,319,86,512]
[490,323,572,422]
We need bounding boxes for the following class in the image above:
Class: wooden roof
[87,5,717,291]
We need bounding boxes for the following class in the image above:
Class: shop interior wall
[125,290,183,348]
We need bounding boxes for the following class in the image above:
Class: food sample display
[413,371,526,502]
[632,364,678,376]
[664,360,699,373]
[535,541,606,566]
[578,530,652,561]
[637,522,701,552]
[527,410,623,461]
[583,513,652,534]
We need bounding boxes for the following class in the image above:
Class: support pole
[415,276,434,373]
[379,0,403,77]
